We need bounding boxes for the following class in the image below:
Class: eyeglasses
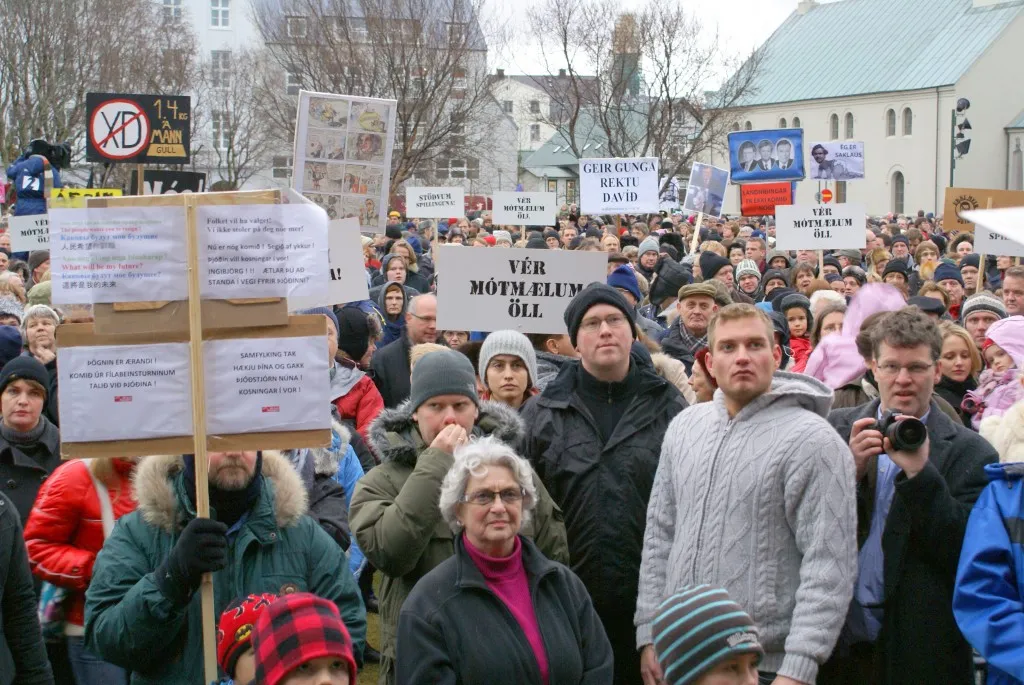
[409,313,436,324]
[579,313,628,333]
[875,362,934,378]
[460,488,525,506]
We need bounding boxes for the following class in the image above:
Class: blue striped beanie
[653,585,764,685]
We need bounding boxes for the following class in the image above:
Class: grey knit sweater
[634,372,857,685]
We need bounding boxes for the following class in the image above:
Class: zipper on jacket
[691,421,733,579]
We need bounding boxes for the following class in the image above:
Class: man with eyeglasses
[821,307,997,685]
[351,349,568,685]
[371,294,437,407]
[521,283,687,685]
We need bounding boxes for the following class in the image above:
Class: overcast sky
[484,0,797,76]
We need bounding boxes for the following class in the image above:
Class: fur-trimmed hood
[132,450,308,533]
[367,398,525,467]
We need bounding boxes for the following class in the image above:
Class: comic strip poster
[292,91,397,234]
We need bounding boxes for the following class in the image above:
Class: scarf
[0,417,47,445]
[183,452,264,528]
[676,322,708,356]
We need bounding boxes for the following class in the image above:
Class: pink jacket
[964,367,1024,430]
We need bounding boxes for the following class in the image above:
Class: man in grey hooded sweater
[635,303,857,685]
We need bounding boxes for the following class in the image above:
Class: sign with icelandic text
[739,182,793,216]
[579,157,660,214]
[288,217,369,309]
[944,187,1024,234]
[491,192,556,226]
[774,203,867,250]
[85,92,191,163]
[807,141,865,180]
[435,246,607,334]
[9,214,51,252]
[129,170,207,195]
[406,186,465,218]
[961,207,1024,258]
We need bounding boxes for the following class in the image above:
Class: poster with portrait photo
[807,141,865,180]
[681,163,730,218]
[293,90,397,233]
[727,128,805,184]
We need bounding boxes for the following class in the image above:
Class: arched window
[829,113,839,140]
[902,108,913,135]
[779,117,787,128]
[744,121,752,130]
[886,109,896,137]
[792,116,801,128]
[845,112,854,139]
[892,171,905,214]
[730,122,740,132]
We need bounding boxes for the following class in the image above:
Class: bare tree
[251,0,509,193]
[525,0,762,188]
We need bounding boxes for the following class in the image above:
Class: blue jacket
[5,155,62,216]
[954,462,1024,685]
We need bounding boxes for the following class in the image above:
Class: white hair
[22,304,59,338]
[438,435,538,533]
[810,289,845,316]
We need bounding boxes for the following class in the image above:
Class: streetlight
[950,98,972,187]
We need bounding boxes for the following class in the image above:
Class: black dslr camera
[24,139,71,170]
[872,411,927,452]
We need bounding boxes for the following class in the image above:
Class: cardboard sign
[288,217,370,309]
[85,93,191,163]
[130,170,207,195]
[774,203,867,250]
[727,129,805,184]
[406,187,465,218]
[435,246,607,334]
[740,183,793,216]
[960,207,1024,258]
[579,157,659,214]
[808,141,865,180]
[292,91,397,234]
[491,192,556,226]
[944,187,1024,233]
[9,214,50,251]
[681,163,730,218]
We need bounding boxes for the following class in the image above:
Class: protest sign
[808,142,864,180]
[774,203,867,250]
[197,203,329,299]
[659,176,681,211]
[491,192,556,226]
[579,157,659,214]
[740,182,793,216]
[727,129,805,183]
[960,206,1024,258]
[944,187,1024,233]
[292,91,397,233]
[49,205,189,304]
[406,187,465,218]
[682,163,730,218]
[288,217,369,309]
[86,93,191,163]
[130,169,207,195]
[436,246,607,334]
[9,214,50,252]
[50,187,123,207]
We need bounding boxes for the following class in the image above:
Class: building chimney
[797,0,817,14]
[496,68,505,78]
[559,68,566,77]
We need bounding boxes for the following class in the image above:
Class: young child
[216,593,278,685]
[252,592,358,685]
[653,585,763,685]
[962,316,1024,430]
[780,293,813,373]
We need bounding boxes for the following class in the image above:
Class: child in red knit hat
[217,593,278,685]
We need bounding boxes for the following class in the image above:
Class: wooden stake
[183,193,218,684]
[135,165,146,196]
[977,198,994,294]
[689,212,705,255]
[818,249,825,278]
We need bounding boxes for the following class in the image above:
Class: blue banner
[727,128,805,184]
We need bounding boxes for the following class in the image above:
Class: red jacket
[332,373,384,441]
[24,459,136,628]
[790,336,812,374]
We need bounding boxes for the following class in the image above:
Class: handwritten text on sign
[491,192,556,226]
[774,203,867,250]
[436,246,607,334]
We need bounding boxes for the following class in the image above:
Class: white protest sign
[58,343,193,442]
[9,214,49,251]
[774,203,867,250]
[491,192,556,226]
[49,205,188,304]
[289,217,369,309]
[406,187,465,218]
[204,335,331,435]
[579,157,659,215]
[961,206,1024,258]
[436,246,607,334]
[809,141,865,180]
[197,203,329,299]
[293,91,397,234]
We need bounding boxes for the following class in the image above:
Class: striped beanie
[653,585,763,685]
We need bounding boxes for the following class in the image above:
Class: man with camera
[820,307,997,685]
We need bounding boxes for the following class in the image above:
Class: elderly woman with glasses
[396,436,612,685]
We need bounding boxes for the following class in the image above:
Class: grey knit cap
[492,230,513,245]
[408,350,480,412]
[734,259,761,281]
[638,236,661,257]
[479,330,539,388]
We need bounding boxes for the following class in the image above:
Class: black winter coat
[825,400,997,685]
[371,333,412,408]
[0,418,61,522]
[396,535,613,685]
[659,322,702,375]
[0,491,53,685]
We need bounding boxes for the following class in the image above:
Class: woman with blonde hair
[865,247,891,282]
[936,322,981,427]
[0,271,27,304]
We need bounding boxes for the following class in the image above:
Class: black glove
[155,518,228,606]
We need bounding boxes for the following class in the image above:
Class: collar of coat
[132,451,308,534]
[367,399,525,467]
[537,356,668,407]
[452,534,558,591]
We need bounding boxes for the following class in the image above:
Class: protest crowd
[5,140,1024,685]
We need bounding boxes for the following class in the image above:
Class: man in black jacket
[371,294,437,407]
[820,307,997,685]
[521,284,687,685]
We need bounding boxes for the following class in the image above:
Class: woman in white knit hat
[478,330,539,411]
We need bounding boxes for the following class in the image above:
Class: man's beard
[211,460,253,491]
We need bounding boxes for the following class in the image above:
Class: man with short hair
[959,292,1006,348]
[636,303,857,685]
[745,237,768,273]
[522,284,687,685]
[560,224,578,246]
[1002,265,1024,315]
[661,283,720,374]
[352,350,570,685]
[821,308,996,685]
[86,449,367,683]
[959,253,980,292]
[934,263,966,319]
[371,294,436,407]
[891,235,914,269]
[636,237,661,282]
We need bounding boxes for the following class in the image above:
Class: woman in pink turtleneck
[396,435,613,685]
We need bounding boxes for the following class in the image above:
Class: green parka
[84,451,366,684]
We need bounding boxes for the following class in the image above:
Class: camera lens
[888,417,927,451]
